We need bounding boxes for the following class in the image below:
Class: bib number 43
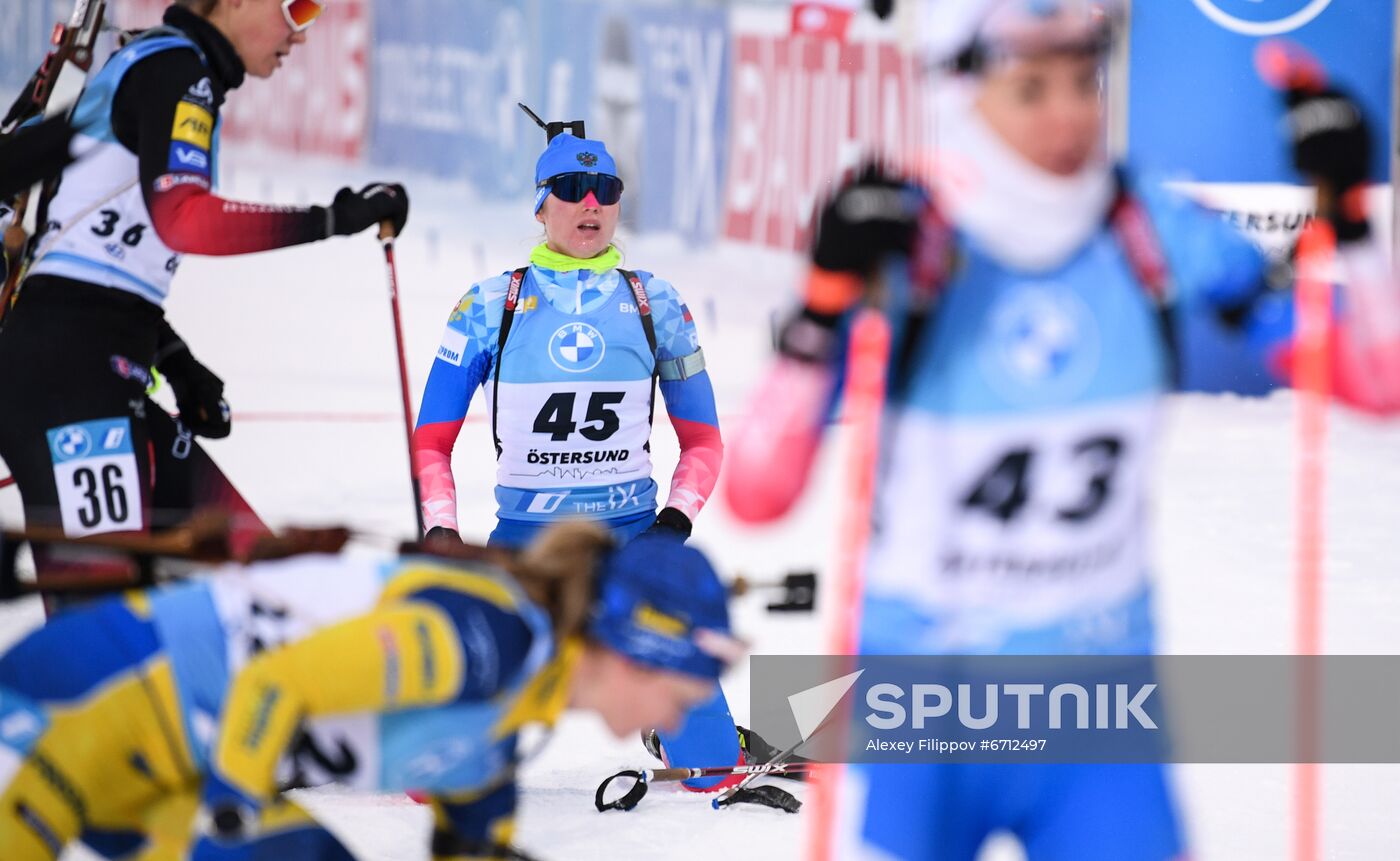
[961,435,1125,525]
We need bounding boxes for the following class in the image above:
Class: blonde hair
[510,521,615,642]
[407,521,616,643]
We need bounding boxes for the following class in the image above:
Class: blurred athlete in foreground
[0,526,739,860]
[727,1,1400,858]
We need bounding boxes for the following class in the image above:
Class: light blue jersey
[417,261,713,528]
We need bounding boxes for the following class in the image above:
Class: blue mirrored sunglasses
[539,172,624,206]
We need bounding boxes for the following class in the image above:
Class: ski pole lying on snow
[594,761,811,813]
[709,721,828,813]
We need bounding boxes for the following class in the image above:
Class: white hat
[918,0,1121,69]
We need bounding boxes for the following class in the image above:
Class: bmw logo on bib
[980,283,1100,404]
[51,425,93,460]
[549,322,607,373]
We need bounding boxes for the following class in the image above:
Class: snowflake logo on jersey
[548,322,607,373]
[576,152,599,168]
[51,425,92,460]
[981,283,1100,403]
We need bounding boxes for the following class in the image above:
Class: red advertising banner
[111,0,367,161]
[790,1,857,40]
[722,17,929,251]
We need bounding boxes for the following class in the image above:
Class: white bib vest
[29,32,219,306]
[487,270,659,521]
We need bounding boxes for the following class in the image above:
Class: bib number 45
[533,391,625,442]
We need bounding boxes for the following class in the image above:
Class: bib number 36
[47,418,143,537]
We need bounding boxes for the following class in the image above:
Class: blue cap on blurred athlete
[533,133,621,213]
[590,535,742,680]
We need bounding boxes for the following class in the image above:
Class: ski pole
[379,221,425,537]
[595,761,813,812]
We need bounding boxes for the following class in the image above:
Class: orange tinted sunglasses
[281,0,324,33]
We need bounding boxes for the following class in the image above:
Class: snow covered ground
[2,150,1398,860]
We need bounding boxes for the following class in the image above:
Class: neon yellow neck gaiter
[529,243,622,274]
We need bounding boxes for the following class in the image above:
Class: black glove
[325,182,409,238]
[870,0,895,20]
[811,163,927,278]
[155,323,230,439]
[715,784,802,813]
[1285,86,1372,242]
[643,507,692,540]
[777,165,928,364]
[424,525,461,546]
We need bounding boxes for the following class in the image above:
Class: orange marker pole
[1254,40,1334,861]
[807,307,889,861]
[1292,218,1335,861]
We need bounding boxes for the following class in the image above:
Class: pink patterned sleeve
[664,416,723,521]
[723,357,837,523]
[1332,239,1400,413]
[1269,236,1400,415]
[412,419,464,532]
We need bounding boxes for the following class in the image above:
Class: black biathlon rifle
[0,0,109,329]
[517,102,586,142]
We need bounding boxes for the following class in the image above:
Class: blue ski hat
[533,133,619,213]
[590,536,742,680]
